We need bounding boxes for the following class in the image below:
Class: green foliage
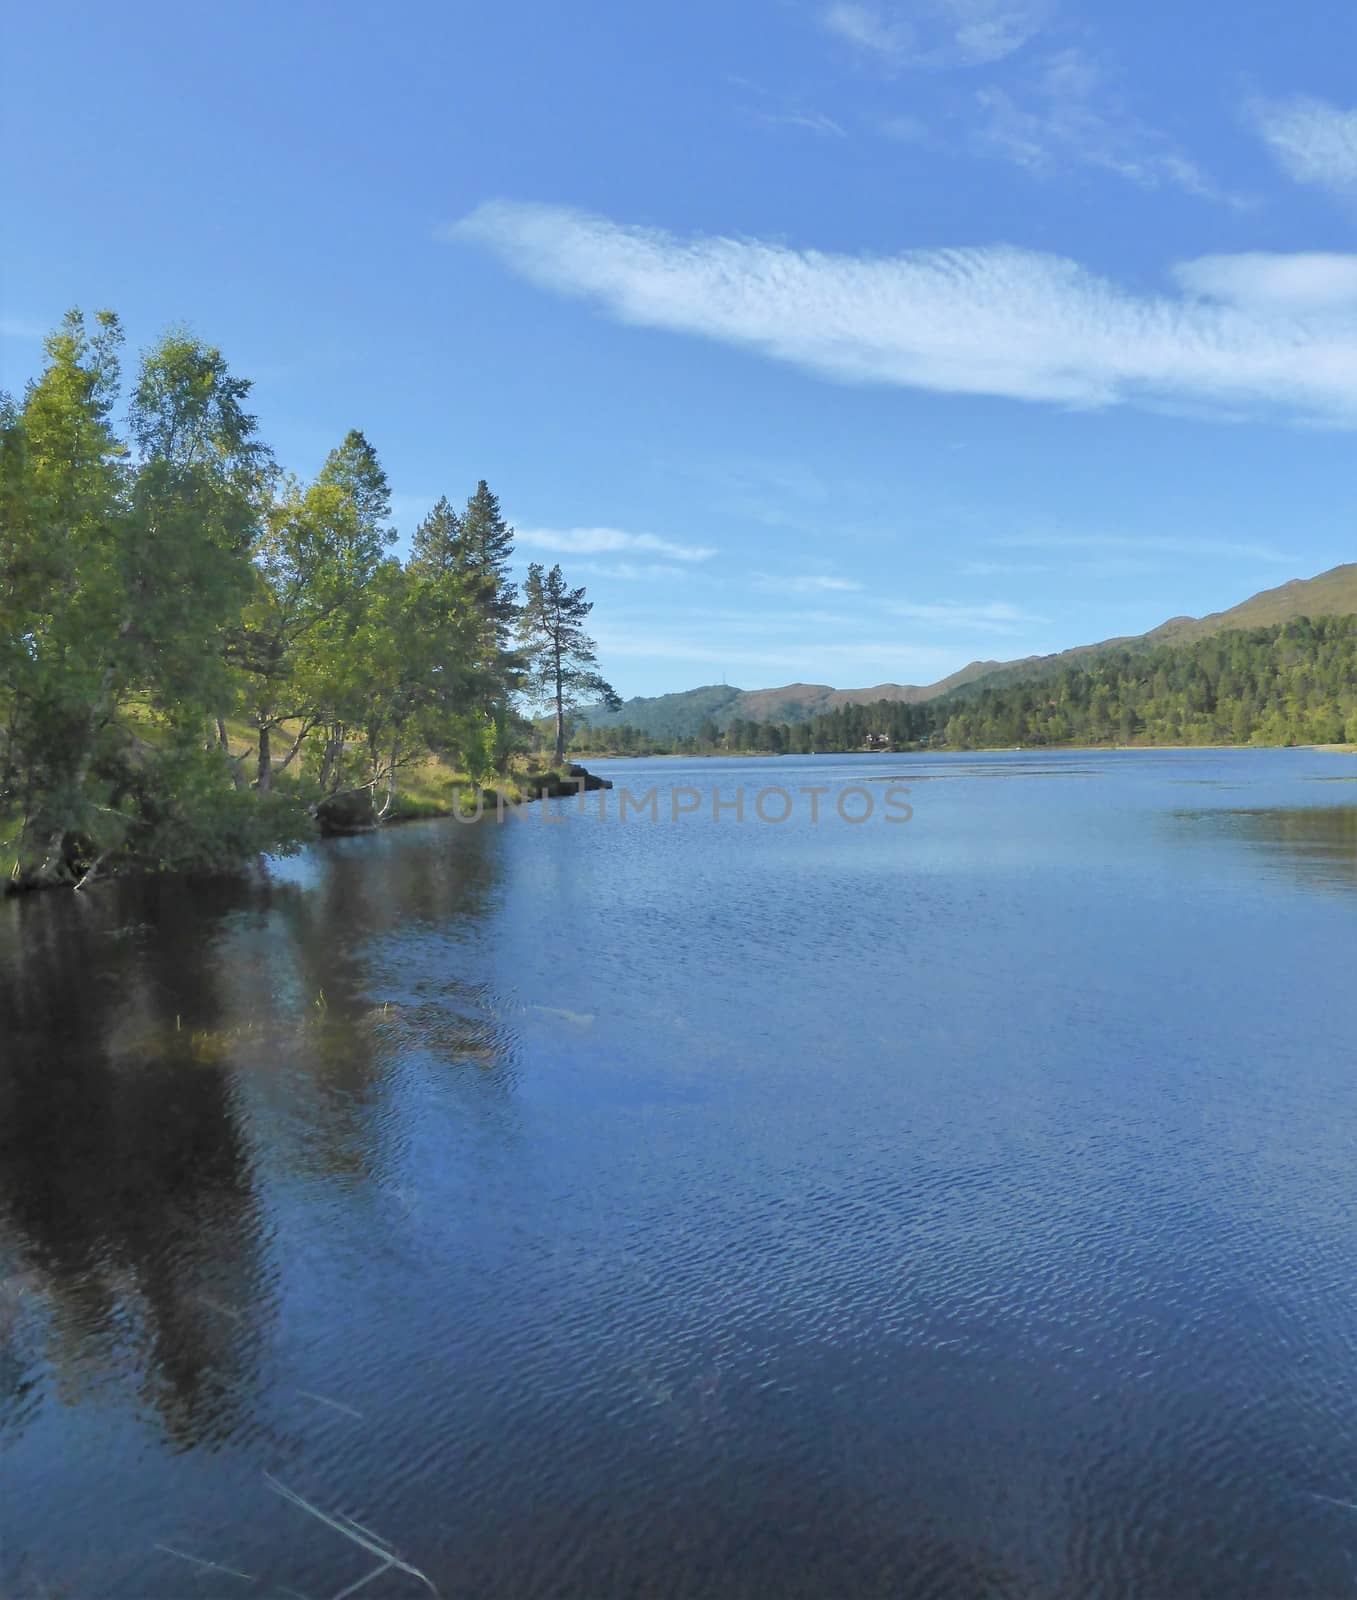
[120,739,310,872]
[459,479,519,643]
[937,617,1357,749]
[1,310,272,884]
[584,618,1357,757]
[578,698,931,756]
[1,308,595,889]
[574,683,743,741]
[518,562,620,763]
[409,481,526,768]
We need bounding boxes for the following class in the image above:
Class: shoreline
[576,742,1357,760]
[4,763,613,897]
[11,743,1351,896]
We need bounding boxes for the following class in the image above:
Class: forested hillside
[579,563,1357,741]
[938,617,1357,748]
[579,617,1357,754]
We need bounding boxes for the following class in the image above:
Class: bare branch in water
[297,1388,365,1420]
[265,1472,439,1597]
[153,1542,255,1582]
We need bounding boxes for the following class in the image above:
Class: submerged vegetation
[0,311,614,890]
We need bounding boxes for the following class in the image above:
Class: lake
[2,747,1356,1598]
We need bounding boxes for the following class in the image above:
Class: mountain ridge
[579,562,1357,739]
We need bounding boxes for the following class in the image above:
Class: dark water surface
[3,748,1357,1598]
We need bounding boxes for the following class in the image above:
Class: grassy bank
[1,709,599,890]
[212,724,593,823]
[383,755,596,821]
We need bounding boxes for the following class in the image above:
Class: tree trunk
[276,719,313,775]
[25,621,134,886]
[257,722,272,793]
[376,741,397,821]
[317,723,344,794]
[217,718,250,791]
[553,644,566,765]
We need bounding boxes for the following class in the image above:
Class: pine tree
[409,496,462,574]
[456,480,523,765]
[459,480,518,645]
[316,428,395,570]
[518,563,620,764]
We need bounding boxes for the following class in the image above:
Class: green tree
[312,556,486,822]
[518,563,619,763]
[294,430,397,790]
[408,495,462,575]
[232,460,384,793]
[0,311,128,882]
[459,479,518,643]
[1,314,272,885]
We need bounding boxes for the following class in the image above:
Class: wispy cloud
[754,108,847,138]
[0,317,46,341]
[450,200,1357,424]
[999,533,1292,563]
[576,560,690,581]
[1251,95,1357,192]
[390,492,441,528]
[877,112,931,143]
[754,573,864,594]
[590,599,1052,688]
[730,74,847,139]
[823,3,912,63]
[1174,252,1357,308]
[973,49,1233,199]
[823,0,1048,70]
[889,598,1045,630]
[517,525,716,562]
[595,622,968,680]
[961,556,1160,578]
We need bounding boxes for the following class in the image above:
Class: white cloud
[889,599,1046,629]
[1252,95,1357,191]
[595,623,967,680]
[949,0,1048,66]
[517,525,716,562]
[824,3,912,63]
[730,74,847,139]
[576,561,690,581]
[450,200,1357,424]
[754,573,864,594]
[878,112,931,143]
[1174,252,1357,309]
[961,556,1165,578]
[0,317,45,341]
[1000,533,1292,563]
[390,492,441,527]
[591,599,1053,689]
[961,559,1057,576]
[823,0,1047,69]
[974,49,1231,199]
[755,109,847,137]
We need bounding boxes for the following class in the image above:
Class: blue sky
[4,0,1357,697]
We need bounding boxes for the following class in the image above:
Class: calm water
[2,748,1357,1599]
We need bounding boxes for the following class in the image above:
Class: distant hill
[579,562,1357,737]
[576,683,744,741]
[942,561,1357,698]
[1145,562,1357,644]
[576,669,1003,739]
